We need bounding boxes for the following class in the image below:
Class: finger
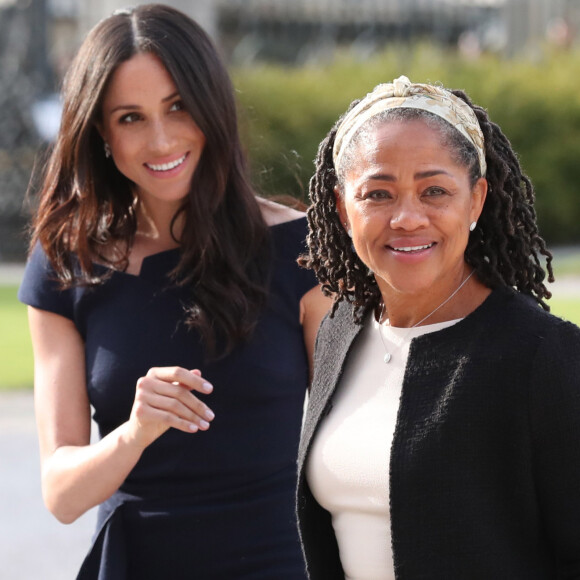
[136,375,215,426]
[148,366,213,394]
[159,382,215,423]
[143,390,214,431]
[135,401,201,434]
[189,369,214,393]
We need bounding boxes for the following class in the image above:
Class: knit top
[306,317,459,579]
[298,287,580,579]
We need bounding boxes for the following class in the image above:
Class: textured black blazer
[297,287,580,579]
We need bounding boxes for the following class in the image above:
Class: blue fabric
[19,218,316,579]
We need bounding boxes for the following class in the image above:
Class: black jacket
[297,287,580,579]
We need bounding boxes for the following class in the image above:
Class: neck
[135,198,183,250]
[379,267,482,328]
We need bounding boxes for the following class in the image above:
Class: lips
[389,242,435,253]
[145,153,187,172]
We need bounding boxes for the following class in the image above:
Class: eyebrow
[109,91,180,115]
[366,169,452,182]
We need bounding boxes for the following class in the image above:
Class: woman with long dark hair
[18,4,329,578]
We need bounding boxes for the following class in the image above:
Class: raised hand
[126,366,215,449]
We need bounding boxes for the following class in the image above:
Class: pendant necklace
[378,270,474,364]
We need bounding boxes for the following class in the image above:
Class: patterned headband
[333,75,487,177]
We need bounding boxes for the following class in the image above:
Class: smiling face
[98,52,206,214]
[336,118,487,302]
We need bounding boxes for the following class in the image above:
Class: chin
[377,272,437,297]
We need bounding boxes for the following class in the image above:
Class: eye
[119,112,141,124]
[169,100,185,112]
[423,186,447,197]
[366,189,392,200]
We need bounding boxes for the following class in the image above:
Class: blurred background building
[0,0,579,261]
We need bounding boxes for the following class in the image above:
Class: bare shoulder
[256,196,306,226]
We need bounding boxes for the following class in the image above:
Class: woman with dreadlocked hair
[296,76,580,579]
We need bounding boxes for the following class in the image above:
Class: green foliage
[233,44,580,244]
[0,286,33,390]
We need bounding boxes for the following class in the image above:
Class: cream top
[306,315,460,580]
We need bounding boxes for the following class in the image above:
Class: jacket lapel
[298,301,365,470]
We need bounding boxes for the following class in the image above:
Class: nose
[149,119,174,154]
[389,197,429,231]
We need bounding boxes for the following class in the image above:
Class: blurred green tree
[234,44,580,244]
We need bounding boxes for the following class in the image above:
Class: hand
[125,367,215,449]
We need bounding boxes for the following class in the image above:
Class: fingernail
[200,420,210,429]
[202,382,213,393]
[189,424,198,432]
[205,409,215,421]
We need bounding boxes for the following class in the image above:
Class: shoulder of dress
[257,196,306,226]
[458,287,580,352]
[497,287,575,333]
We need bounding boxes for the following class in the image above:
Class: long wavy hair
[29,4,270,356]
[300,89,554,323]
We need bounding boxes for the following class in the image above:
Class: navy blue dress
[18,218,316,579]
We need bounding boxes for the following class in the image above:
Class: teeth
[147,154,186,172]
[393,243,433,252]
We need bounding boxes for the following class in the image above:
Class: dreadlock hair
[299,88,554,323]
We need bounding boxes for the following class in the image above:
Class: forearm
[41,421,144,524]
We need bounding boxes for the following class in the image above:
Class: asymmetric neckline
[94,216,306,280]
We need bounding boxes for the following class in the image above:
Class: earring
[347,228,353,238]
[104,142,111,158]
[469,221,477,232]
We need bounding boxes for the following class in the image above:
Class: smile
[146,154,187,172]
[391,243,434,253]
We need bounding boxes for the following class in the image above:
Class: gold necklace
[378,270,474,364]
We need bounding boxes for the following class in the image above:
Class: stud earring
[347,229,353,238]
[104,142,111,158]
[469,221,477,232]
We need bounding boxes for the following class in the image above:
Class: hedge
[232,44,580,244]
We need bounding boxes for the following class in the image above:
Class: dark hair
[30,4,270,356]
[300,88,554,322]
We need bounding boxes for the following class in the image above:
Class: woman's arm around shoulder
[300,288,333,381]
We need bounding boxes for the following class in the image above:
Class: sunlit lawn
[549,248,580,324]
[0,285,33,390]
[552,250,580,278]
[550,297,580,326]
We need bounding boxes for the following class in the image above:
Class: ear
[334,185,348,231]
[470,177,488,224]
[94,119,106,142]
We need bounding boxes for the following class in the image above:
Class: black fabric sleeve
[529,318,580,577]
[273,217,318,300]
[17,242,75,320]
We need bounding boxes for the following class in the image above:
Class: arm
[29,307,215,524]
[299,285,333,381]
